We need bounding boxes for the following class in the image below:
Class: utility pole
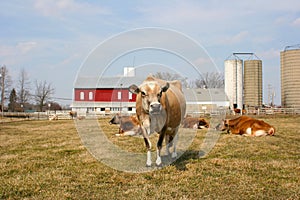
[268,84,275,107]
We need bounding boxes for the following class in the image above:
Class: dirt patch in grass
[0,116,299,199]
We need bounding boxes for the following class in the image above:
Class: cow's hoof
[146,160,152,167]
[156,163,162,168]
[171,152,177,159]
[155,157,162,166]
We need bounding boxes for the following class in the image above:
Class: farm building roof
[183,88,228,103]
[74,76,145,89]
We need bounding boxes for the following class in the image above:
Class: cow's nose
[150,103,161,114]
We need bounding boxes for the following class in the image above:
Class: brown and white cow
[109,114,142,136]
[221,115,251,133]
[129,75,186,167]
[220,116,275,136]
[181,117,209,129]
[69,111,77,119]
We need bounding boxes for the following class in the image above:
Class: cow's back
[161,80,186,128]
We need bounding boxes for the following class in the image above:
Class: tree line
[153,71,224,89]
[0,65,56,112]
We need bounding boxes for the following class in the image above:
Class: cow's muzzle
[150,102,161,115]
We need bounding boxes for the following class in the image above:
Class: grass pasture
[0,116,299,199]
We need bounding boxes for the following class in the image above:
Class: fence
[0,110,72,120]
[1,107,299,121]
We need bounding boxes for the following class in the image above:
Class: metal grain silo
[224,59,243,110]
[280,46,300,108]
[243,59,263,108]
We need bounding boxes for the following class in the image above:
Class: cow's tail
[268,127,275,136]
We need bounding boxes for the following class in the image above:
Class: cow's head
[218,119,230,132]
[129,81,170,115]
[109,114,121,124]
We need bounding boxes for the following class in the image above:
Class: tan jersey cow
[109,114,142,136]
[220,116,275,136]
[220,116,252,133]
[129,75,186,167]
[181,117,209,129]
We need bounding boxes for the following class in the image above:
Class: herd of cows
[109,114,275,137]
[108,75,276,167]
[46,75,276,167]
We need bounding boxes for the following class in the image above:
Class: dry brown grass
[0,116,299,199]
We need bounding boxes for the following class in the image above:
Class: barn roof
[74,76,145,89]
[183,88,228,103]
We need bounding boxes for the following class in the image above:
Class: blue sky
[1,0,300,105]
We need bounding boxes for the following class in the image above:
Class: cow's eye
[141,91,146,97]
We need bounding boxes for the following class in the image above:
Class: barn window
[80,92,85,100]
[129,92,133,100]
[118,91,122,100]
[100,108,105,111]
[128,107,133,111]
[89,92,93,100]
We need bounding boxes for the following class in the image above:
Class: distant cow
[220,116,275,136]
[49,114,58,121]
[129,75,186,167]
[181,117,209,129]
[109,114,142,136]
[233,108,246,115]
[69,111,77,119]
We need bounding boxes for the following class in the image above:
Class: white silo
[224,59,243,111]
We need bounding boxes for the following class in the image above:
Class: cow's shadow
[160,150,202,171]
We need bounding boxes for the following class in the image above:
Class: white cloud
[33,0,111,18]
[218,31,250,45]
[292,17,300,26]
[0,41,37,57]
[16,41,37,54]
[136,1,231,26]
[258,48,280,59]
[0,44,14,57]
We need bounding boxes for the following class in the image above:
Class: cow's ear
[129,84,140,94]
[162,82,169,92]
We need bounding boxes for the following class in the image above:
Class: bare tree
[8,88,17,112]
[34,80,54,112]
[17,68,31,105]
[191,72,224,88]
[0,65,12,112]
[153,72,188,87]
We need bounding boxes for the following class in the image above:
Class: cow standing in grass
[129,76,186,167]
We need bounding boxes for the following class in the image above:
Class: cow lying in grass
[220,116,275,136]
[109,114,142,136]
[49,114,58,121]
[181,116,209,129]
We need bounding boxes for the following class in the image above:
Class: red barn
[71,75,144,115]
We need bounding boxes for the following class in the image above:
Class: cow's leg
[156,127,167,166]
[171,133,178,159]
[165,134,171,156]
[253,129,267,137]
[141,126,152,167]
